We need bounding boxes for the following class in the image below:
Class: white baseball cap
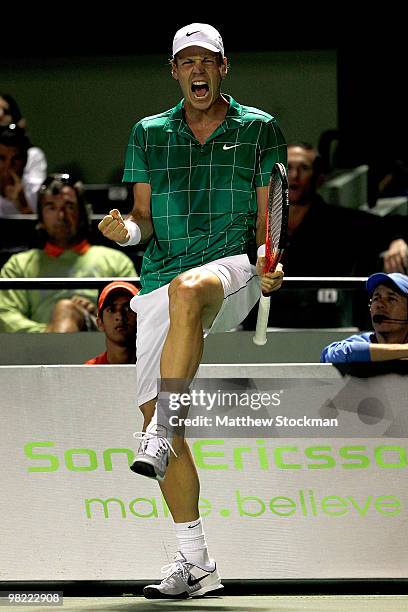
[172,23,224,57]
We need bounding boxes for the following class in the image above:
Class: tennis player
[99,23,286,599]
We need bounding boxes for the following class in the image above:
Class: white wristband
[257,244,265,257]
[117,219,142,247]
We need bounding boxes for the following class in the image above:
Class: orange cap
[98,281,139,314]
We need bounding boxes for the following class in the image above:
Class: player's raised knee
[168,274,208,309]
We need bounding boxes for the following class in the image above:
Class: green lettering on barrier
[103,448,135,471]
[339,446,370,469]
[347,496,372,517]
[308,489,318,516]
[232,446,251,470]
[65,448,98,471]
[24,442,59,472]
[81,491,402,520]
[299,490,308,516]
[192,440,227,469]
[129,498,158,518]
[375,445,408,468]
[23,440,408,474]
[235,490,265,517]
[274,446,301,469]
[269,496,296,516]
[198,497,212,517]
[374,496,401,515]
[256,440,269,470]
[305,446,336,469]
[321,496,348,516]
[161,495,170,518]
[85,497,126,518]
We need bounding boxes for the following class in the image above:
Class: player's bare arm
[98,182,153,244]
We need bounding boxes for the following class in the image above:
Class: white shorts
[131,254,260,406]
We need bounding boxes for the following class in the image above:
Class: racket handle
[253,294,271,346]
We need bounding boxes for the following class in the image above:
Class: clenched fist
[98,209,129,244]
[256,259,284,294]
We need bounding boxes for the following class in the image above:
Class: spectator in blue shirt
[321,272,408,363]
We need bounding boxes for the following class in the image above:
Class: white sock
[146,393,175,438]
[146,391,188,443]
[145,405,169,438]
[174,518,212,568]
[146,409,158,433]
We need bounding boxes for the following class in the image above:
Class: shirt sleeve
[0,256,46,333]
[320,334,372,364]
[255,118,287,188]
[122,121,151,184]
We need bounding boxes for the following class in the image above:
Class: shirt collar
[163,95,244,140]
[44,239,91,258]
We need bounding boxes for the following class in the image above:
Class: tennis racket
[253,162,289,346]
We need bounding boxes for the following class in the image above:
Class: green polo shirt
[123,95,286,294]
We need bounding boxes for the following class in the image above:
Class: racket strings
[265,180,284,271]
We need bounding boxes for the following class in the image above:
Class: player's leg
[131,272,224,599]
[160,269,224,383]
[131,258,260,598]
[136,398,201,523]
[150,255,260,595]
[132,268,224,478]
[132,268,223,561]
[142,434,222,599]
[133,259,259,479]
[138,398,156,429]
[132,269,224,481]
[134,393,222,599]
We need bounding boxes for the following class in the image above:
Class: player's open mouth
[191,81,209,99]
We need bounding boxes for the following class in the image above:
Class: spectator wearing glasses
[0,94,47,215]
[321,272,408,363]
[0,174,137,333]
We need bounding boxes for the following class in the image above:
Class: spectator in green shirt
[0,173,136,333]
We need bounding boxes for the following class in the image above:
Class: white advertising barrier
[0,364,408,581]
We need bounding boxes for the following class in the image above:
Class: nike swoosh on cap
[186,31,200,37]
[223,144,240,150]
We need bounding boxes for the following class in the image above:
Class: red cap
[98,281,139,314]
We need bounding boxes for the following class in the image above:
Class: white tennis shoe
[130,426,176,481]
[143,552,224,599]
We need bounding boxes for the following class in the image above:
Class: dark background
[3,18,338,57]
[3,14,406,186]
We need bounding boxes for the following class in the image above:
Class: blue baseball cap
[366,272,408,296]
